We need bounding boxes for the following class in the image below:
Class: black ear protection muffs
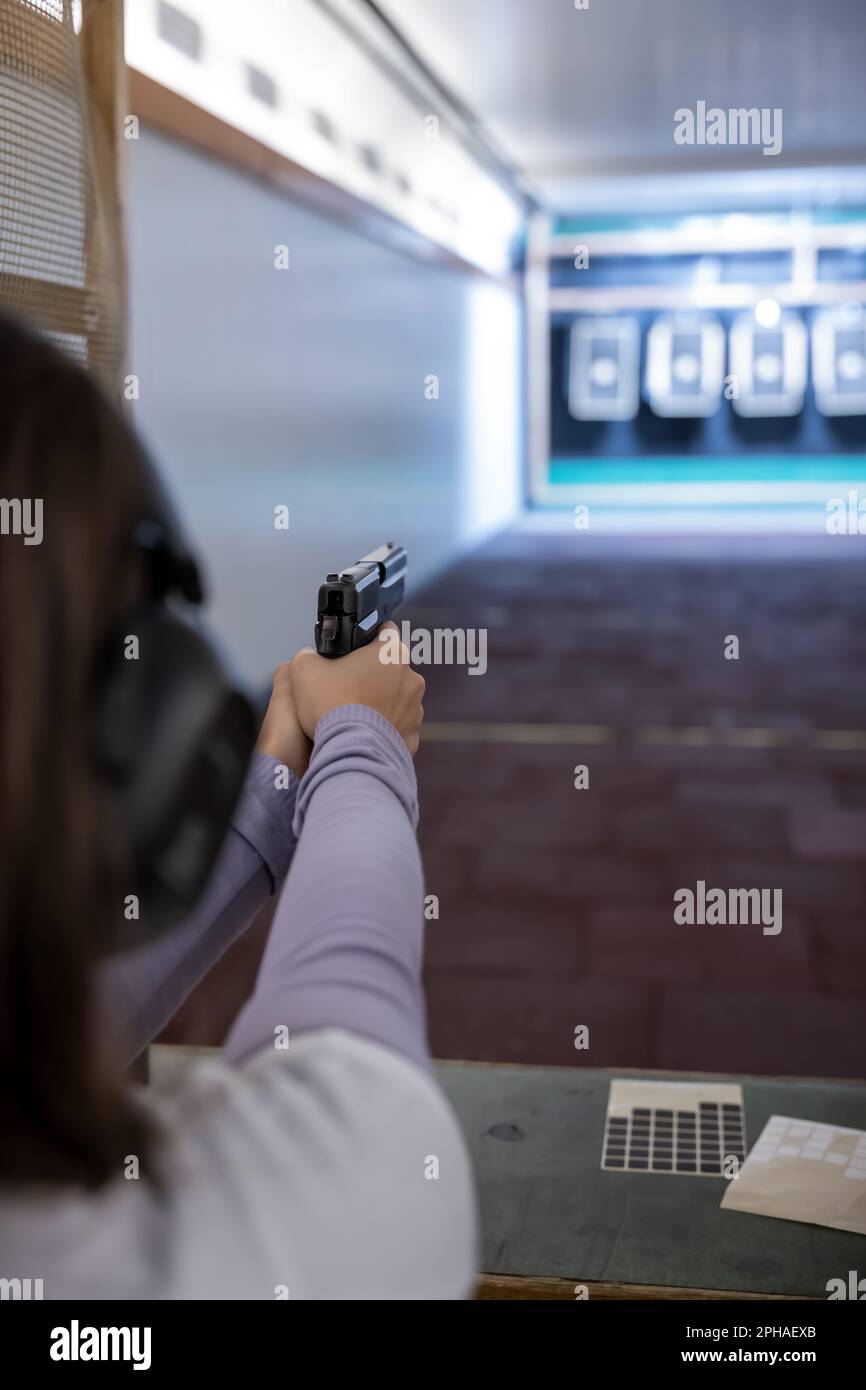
[91,456,257,951]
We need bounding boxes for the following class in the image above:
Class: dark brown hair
[0,315,154,1188]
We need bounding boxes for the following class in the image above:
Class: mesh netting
[0,0,124,392]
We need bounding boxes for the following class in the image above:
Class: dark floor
[160,528,866,1079]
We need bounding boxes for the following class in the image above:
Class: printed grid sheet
[748,1117,866,1180]
[721,1114,866,1237]
[601,1079,746,1177]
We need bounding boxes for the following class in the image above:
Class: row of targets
[567,302,866,421]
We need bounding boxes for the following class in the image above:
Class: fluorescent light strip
[126,0,523,275]
[549,282,866,313]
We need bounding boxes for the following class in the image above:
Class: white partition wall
[128,130,522,682]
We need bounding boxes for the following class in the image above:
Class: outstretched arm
[211,640,474,1299]
[104,753,298,1062]
[226,705,428,1069]
[105,662,310,1061]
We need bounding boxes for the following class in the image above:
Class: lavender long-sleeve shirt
[8,705,476,1299]
[105,704,427,1068]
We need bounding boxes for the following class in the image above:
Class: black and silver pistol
[315,543,407,658]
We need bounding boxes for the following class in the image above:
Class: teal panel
[551,209,866,237]
[548,455,866,487]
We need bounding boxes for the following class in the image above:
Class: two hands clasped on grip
[255,620,426,776]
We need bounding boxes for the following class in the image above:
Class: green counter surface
[435,1063,866,1299]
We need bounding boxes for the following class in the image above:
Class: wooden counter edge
[474,1273,814,1301]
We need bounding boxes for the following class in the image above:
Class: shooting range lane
[157,525,866,1083]
[411,528,866,1078]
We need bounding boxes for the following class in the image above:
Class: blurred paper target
[729,307,807,417]
[812,303,866,416]
[645,314,725,417]
[568,315,640,421]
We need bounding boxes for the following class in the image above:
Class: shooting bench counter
[150,1050,866,1300]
